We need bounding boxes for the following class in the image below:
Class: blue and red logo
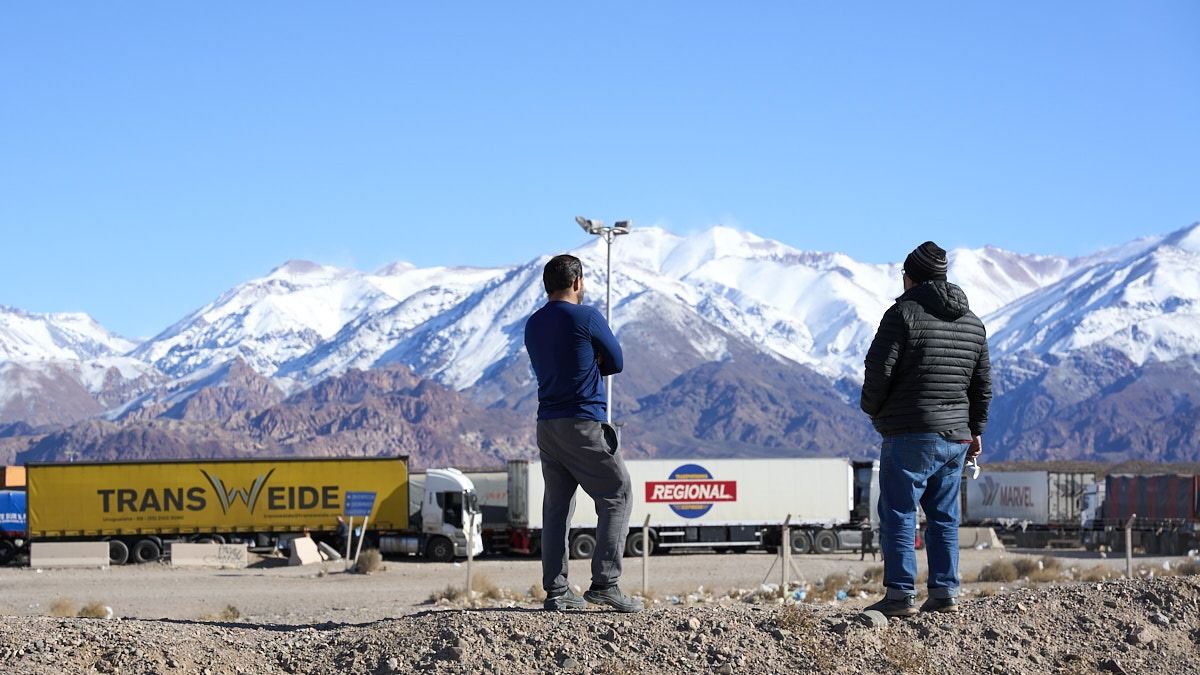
[644,464,737,519]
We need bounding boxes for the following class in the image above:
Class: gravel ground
[0,548,1184,625]
[0,575,1198,674]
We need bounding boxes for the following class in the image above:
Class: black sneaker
[543,590,587,611]
[583,586,644,613]
[919,597,959,613]
[864,596,918,617]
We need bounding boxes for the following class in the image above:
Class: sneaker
[543,590,587,611]
[919,597,959,613]
[864,596,918,617]
[583,586,644,613]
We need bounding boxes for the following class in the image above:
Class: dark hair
[543,254,583,295]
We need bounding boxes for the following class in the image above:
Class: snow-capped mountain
[3,221,1199,463]
[987,223,1200,365]
[0,306,135,362]
[133,259,506,387]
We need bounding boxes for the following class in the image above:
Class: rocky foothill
[0,576,1197,674]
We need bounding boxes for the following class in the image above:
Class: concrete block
[171,543,249,568]
[959,527,1005,550]
[31,541,109,569]
[288,536,322,566]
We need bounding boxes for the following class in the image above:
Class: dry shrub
[1080,565,1118,582]
[809,572,851,602]
[1176,560,1200,576]
[202,605,241,621]
[352,549,385,575]
[428,584,468,603]
[48,598,76,617]
[863,565,884,582]
[77,602,109,619]
[776,604,818,632]
[977,560,1019,583]
[974,587,997,598]
[528,584,548,602]
[472,574,503,600]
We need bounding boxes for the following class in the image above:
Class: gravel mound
[1,576,1198,674]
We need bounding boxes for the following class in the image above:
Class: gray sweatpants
[537,418,632,595]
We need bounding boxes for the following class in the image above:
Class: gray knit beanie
[903,241,948,283]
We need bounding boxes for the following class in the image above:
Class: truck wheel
[569,533,597,560]
[108,540,130,566]
[813,530,838,555]
[425,537,455,562]
[0,540,16,565]
[624,531,654,557]
[789,530,813,555]
[131,539,161,564]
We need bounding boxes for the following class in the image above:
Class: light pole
[575,215,631,424]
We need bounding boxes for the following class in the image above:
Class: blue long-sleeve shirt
[524,300,624,421]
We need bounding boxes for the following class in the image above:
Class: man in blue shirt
[524,254,641,613]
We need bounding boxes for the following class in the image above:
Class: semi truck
[411,468,510,554]
[11,457,482,565]
[0,489,26,565]
[962,470,1200,555]
[506,458,880,558]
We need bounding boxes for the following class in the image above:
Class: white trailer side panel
[964,471,1050,525]
[510,458,853,529]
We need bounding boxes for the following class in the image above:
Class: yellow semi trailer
[20,457,482,564]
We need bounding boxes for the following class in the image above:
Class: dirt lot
[1,549,1198,673]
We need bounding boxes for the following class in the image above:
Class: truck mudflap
[510,528,534,554]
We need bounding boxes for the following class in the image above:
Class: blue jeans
[877,433,969,600]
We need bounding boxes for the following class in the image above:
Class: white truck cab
[417,468,484,560]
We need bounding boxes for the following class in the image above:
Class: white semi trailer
[506,458,879,558]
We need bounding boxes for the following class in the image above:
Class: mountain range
[1,222,1198,468]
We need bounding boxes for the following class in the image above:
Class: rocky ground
[1,575,1198,674]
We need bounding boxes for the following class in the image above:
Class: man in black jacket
[860,241,991,616]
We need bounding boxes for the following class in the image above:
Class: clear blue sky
[2,3,1197,338]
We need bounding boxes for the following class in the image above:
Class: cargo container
[15,457,481,565]
[960,470,1095,548]
[0,489,26,564]
[507,458,879,558]
[1084,474,1200,555]
[1,465,25,488]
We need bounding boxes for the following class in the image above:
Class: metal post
[343,516,354,571]
[605,234,613,424]
[1125,514,1135,579]
[641,514,650,597]
[467,511,476,601]
[782,514,792,597]
[353,515,370,568]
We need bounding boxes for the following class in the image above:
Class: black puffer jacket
[860,280,991,437]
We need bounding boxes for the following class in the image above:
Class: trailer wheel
[624,531,654,557]
[813,530,838,555]
[789,530,813,555]
[425,537,455,562]
[108,540,130,566]
[569,533,597,560]
[131,539,161,564]
[0,540,17,565]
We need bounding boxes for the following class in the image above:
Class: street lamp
[575,215,632,424]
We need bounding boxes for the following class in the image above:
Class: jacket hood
[897,280,971,321]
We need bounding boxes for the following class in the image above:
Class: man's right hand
[967,435,983,461]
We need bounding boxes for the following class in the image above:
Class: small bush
[1079,565,1118,582]
[77,602,109,619]
[472,574,502,600]
[977,560,1019,583]
[353,549,385,575]
[1176,560,1200,576]
[776,604,818,632]
[48,598,76,617]
[528,584,548,602]
[863,565,884,582]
